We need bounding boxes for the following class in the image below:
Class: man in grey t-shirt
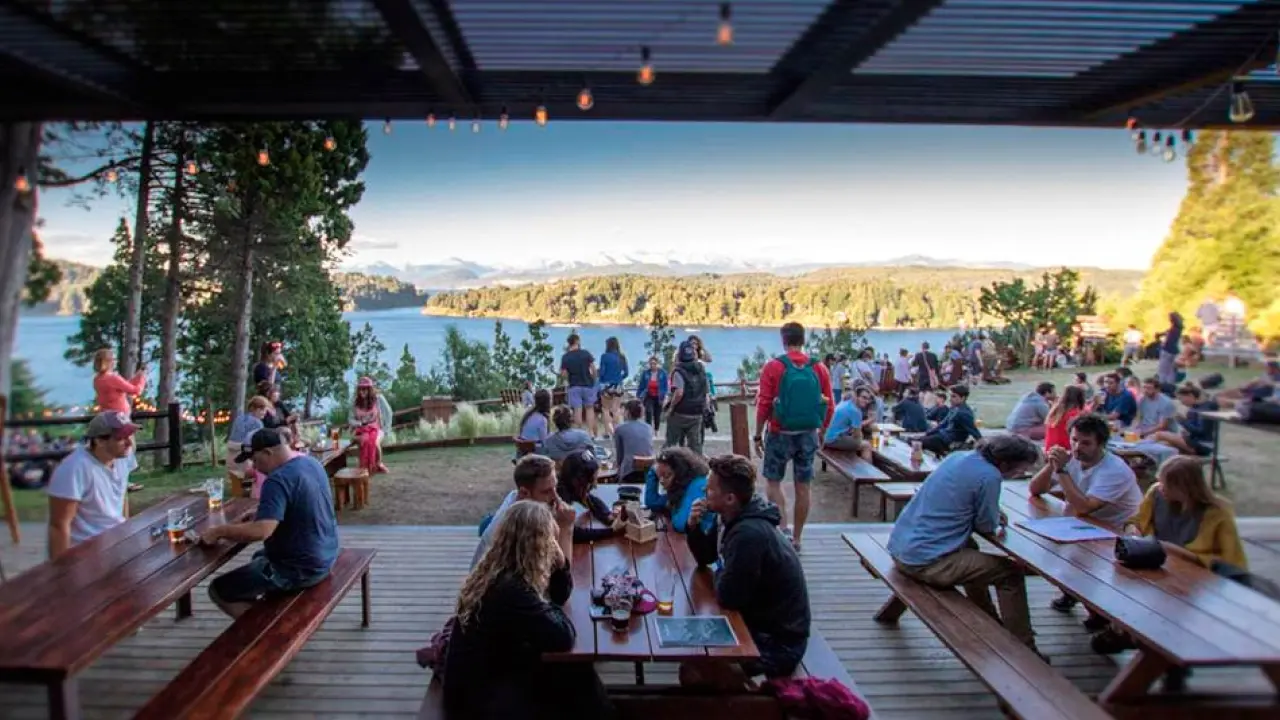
[1135,376,1178,438]
[1005,382,1055,441]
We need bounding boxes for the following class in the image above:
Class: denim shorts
[567,385,598,409]
[209,552,316,603]
[762,430,819,483]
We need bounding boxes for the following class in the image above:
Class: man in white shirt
[46,411,139,559]
[1121,325,1143,365]
[472,454,558,567]
[1030,412,1141,617]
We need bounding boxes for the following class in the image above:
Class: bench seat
[844,533,1111,720]
[871,482,918,521]
[419,633,874,720]
[134,548,375,720]
[817,448,890,518]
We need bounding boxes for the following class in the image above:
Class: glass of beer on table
[166,508,190,543]
[204,478,225,510]
[656,570,677,615]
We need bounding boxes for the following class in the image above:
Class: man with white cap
[46,411,139,558]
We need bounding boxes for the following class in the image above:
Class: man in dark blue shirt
[1098,373,1137,427]
[919,385,981,456]
[201,428,339,618]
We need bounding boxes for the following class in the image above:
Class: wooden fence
[3,402,185,470]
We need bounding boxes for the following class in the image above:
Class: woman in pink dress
[351,377,391,474]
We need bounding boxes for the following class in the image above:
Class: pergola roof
[3,0,1280,128]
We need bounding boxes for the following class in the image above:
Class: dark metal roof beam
[369,0,473,107]
[1066,2,1280,121]
[0,0,141,107]
[767,0,946,119]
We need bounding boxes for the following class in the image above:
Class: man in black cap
[665,341,709,454]
[200,428,339,618]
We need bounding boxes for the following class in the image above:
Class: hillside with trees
[20,258,99,315]
[333,271,425,311]
[425,265,1141,329]
[1118,130,1280,341]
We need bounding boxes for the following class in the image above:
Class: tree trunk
[205,393,217,467]
[0,122,42,399]
[228,234,255,422]
[156,135,185,450]
[122,120,155,378]
[305,378,315,418]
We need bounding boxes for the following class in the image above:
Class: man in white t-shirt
[1030,412,1141,618]
[472,454,558,567]
[46,411,139,559]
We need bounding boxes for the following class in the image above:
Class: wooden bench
[134,548,376,720]
[872,482,918,521]
[818,447,891,518]
[418,633,874,720]
[843,533,1111,720]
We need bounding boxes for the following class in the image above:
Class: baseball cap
[233,428,284,464]
[85,411,139,440]
[677,342,697,363]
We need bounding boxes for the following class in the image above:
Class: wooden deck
[2,519,1280,719]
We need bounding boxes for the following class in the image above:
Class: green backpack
[772,355,826,431]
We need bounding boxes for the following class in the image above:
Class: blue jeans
[210,551,324,603]
[762,430,819,483]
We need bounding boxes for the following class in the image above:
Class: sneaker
[1082,612,1109,632]
[1090,628,1136,655]
[1050,594,1078,613]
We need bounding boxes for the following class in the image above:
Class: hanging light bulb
[323,136,337,152]
[717,3,734,46]
[576,85,595,111]
[383,118,393,135]
[472,117,481,133]
[257,149,270,166]
[185,160,198,175]
[1181,128,1194,146]
[427,112,436,128]
[1162,135,1177,163]
[1135,131,1148,155]
[1149,131,1163,157]
[448,115,457,131]
[637,46,655,86]
[228,179,238,192]
[13,166,29,193]
[499,106,509,130]
[1229,82,1255,123]
[105,167,119,183]
[535,104,549,127]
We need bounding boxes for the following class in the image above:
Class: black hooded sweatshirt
[687,495,811,646]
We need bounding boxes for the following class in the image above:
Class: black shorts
[209,552,322,603]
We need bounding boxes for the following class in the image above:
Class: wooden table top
[877,423,906,434]
[0,494,257,678]
[995,481,1280,667]
[872,436,939,480]
[548,484,760,664]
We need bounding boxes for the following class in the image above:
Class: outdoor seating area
[0,516,1277,718]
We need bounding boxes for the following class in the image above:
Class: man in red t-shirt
[753,323,834,550]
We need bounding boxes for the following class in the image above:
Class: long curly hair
[656,446,709,510]
[456,500,562,628]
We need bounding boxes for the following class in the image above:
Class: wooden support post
[166,402,182,470]
[730,402,751,459]
[0,395,19,544]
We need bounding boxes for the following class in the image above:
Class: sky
[37,121,1190,271]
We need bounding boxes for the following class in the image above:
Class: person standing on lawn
[665,342,709,454]
[753,322,834,551]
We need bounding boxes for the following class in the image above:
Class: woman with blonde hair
[92,348,147,415]
[1092,456,1246,662]
[443,500,614,719]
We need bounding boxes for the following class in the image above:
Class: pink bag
[762,677,871,720]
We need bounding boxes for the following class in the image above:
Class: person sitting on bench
[643,446,714,534]
[918,385,981,456]
[474,454,559,567]
[1148,383,1219,457]
[200,429,339,618]
[822,385,876,461]
[1005,382,1055,441]
[687,454,810,680]
[886,435,1044,658]
[891,387,929,433]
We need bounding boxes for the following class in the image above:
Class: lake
[15,308,960,406]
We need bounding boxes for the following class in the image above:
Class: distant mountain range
[344,254,1051,291]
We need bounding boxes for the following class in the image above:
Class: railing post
[730,403,751,459]
[167,402,182,471]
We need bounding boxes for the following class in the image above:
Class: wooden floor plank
[1,521,1279,718]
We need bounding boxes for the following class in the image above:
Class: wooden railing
[3,402,184,470]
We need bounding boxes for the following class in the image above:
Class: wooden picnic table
[313,439,352,476]
[995,480,1280,714]
[548,484,759,674]
[871,435,939,481]
[1201,408,1280,436]
[0,493,257,719]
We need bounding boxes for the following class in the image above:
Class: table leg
[1099,649,1171,706]
[361,570,372,628]
[1262,663,1280,692]
[880,494,889,521]
[852,480,862,518]
[332,480,341,512]
[874,595,908,624]
[175,591,193,620]
[48,678,81,720]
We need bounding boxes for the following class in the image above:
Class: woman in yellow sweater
[1091,456,1246,677]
